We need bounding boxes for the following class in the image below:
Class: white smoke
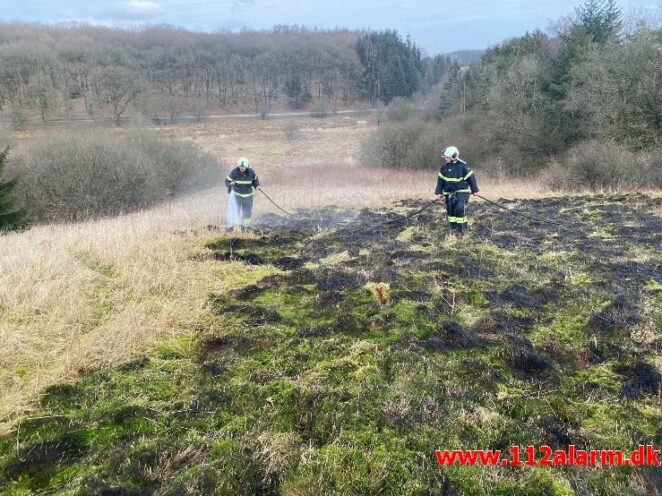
[226,189,240,227]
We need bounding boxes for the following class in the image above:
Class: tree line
[365,0,661,190]
[0,23,447,125]
[435,0,661,169]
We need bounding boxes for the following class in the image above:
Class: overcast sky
[1,0,658,53]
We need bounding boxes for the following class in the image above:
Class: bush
[281,121,301,141]
[385,97,418,122]
[543,140,662,192]
[361,114,490,170]
[361,121,431,168]
[129,134,218,195]
[10,129,222,222]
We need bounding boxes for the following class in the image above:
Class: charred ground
[1,194,661,495]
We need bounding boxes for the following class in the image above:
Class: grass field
[0,116,557,433]
[1,116,660,495]
[1,193,660,494]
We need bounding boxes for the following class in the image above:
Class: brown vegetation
[7,129,221,222]
[0,24,365,123]
[0,116,558,433]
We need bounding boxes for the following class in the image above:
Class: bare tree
[0,23,366,120]
[93,66,142,126]
[26,72,57,123]
[248,52,280,115]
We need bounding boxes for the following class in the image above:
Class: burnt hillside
[1,194,661,495]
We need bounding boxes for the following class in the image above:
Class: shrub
[385,97,418,122]
[543,141,662,191]
[360,115,489,170]
[361,121,431,168]
[10,129,221,222]
[8,104,27,131]
[128,134,217,195]
[281,121,301,141]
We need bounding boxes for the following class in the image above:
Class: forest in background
[0,23,462,124]
[363,0,662,190]
[0,0,660,230]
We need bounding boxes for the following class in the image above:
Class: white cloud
[121,0,161,14]
[7,0,653,52]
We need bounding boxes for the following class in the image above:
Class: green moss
[0,304,34,325]
[74,250,119,279]
[3,196,661,495]
[387,301,433,338]
[644,278,662,297]
[530,302,591,350]
[318,250,351,265]
[489,470,575,496]
[461,287,490,307]
[154,335,194,360]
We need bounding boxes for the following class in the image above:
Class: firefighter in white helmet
[225,157,260,231]
[435,146,479,235]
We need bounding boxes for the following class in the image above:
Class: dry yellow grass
[0,116,557,433]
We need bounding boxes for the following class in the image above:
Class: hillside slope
[1,194,661,495]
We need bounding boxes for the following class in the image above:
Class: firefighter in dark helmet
[225,157,260,231]
[434,146,479,235]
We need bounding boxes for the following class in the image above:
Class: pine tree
[575,0,622,45]
[0,147,32,232]
[547,1,622,100]
[356,30,423,104]
[437,61,461,119]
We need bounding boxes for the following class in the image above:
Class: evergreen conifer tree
[0,147,32,232]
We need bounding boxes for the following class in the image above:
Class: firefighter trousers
[234,195,254,225]
[445,192,469,233]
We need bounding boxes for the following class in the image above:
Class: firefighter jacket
[225,167,260,197]
[434,159,479,195]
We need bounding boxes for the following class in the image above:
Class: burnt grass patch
[2,194,662,495]
[613,360,661,398]
[419,321,482,351]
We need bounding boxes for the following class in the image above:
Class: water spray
[226,189,240,227]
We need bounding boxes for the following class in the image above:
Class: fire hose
[257,187,295,217]
[254,187,570,231]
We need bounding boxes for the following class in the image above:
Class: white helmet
[237,157,250,168]
[442,146,459,160]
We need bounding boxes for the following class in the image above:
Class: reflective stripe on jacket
[434,159,479,195]
[225,167,260,197]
